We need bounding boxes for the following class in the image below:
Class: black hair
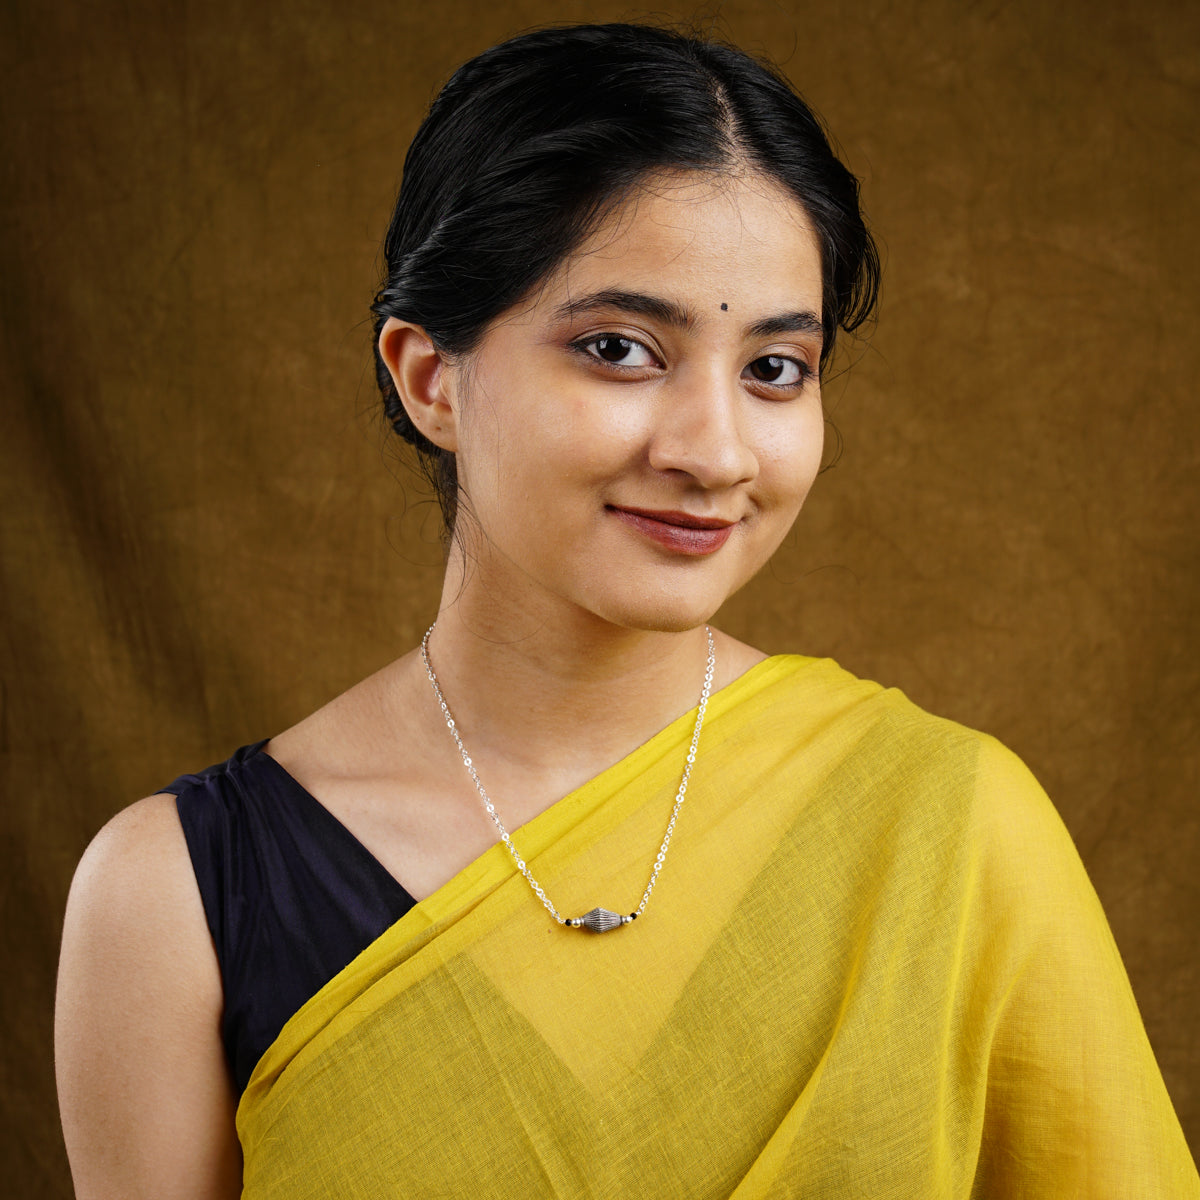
[371,22,880,534]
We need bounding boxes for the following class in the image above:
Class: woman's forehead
[532,171,823,323]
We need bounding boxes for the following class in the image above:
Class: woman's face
[446,170,827,634]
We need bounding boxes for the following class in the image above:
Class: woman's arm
[55,794,242,1200]
[969,739,1199,1195]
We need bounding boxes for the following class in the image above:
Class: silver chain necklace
[420,624,716,932]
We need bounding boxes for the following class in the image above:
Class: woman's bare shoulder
[57,795,241,1199]
[63,793,209,952]
[76,789,190,867]
[62,793,204,955]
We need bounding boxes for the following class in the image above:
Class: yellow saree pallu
[237,657,1198,1197]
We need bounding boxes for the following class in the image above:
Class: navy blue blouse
[162,742,417,1094]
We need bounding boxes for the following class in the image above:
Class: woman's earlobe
[377,318,458,451]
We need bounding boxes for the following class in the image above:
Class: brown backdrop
[3,0,1197,1191]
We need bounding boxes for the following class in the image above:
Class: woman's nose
[646,367,759,490]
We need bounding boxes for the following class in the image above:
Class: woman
[55,22,1197,1199]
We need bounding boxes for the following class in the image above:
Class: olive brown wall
[2,0,1197,1191]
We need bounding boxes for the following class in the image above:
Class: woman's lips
[607,506,736,556]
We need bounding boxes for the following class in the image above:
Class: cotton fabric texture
[234,656,1198,1197]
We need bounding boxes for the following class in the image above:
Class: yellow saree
[237,656,1197,1197]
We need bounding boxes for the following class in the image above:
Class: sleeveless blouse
[162,741,416,1093]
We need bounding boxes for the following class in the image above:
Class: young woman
[55,23,1198,1199]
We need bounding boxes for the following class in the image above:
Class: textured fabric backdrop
[2,0,1197,1192]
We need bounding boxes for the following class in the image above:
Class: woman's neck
[418,601,716,781]
[364,537,768,826]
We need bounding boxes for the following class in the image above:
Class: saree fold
[237,657,1198,1198]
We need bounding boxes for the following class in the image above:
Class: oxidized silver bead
[575,907,625,932]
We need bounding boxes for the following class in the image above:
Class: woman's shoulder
[60,791,221,1021]
[60,746,268,1034]
[755,655,1105,942]
[58,788,243,1193]
[67,791,204,931]
[744,651,989,749]
[746,651,1065,839]
[56,792,238,1193]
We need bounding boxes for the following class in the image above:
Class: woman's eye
[580,335,657,367]
[745,355,808,387]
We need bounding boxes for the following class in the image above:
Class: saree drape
[236,656,1198,1197]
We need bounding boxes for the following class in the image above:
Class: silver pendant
[570,907,629,932]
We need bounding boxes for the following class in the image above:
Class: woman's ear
[377,318,459,451]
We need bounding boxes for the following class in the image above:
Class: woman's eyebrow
[551,289,696,329]
[746,311,823,340]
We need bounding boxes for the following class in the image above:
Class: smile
[607,506,736,556]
